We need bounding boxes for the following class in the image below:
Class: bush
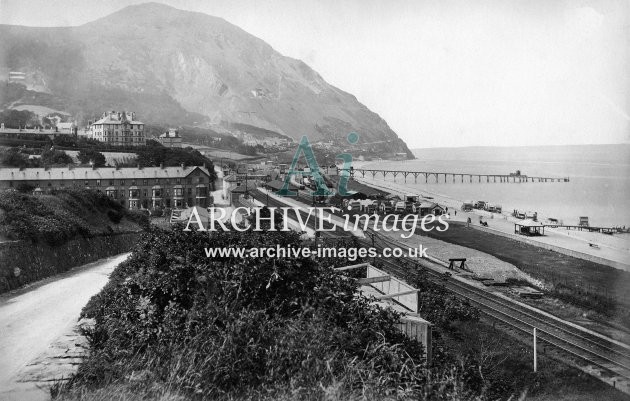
[77,149,106,167]
[41,148,73,165]
[150,207,163,217]
[107,210,123,224]
[65,228,483,399]
[0,189,142,245]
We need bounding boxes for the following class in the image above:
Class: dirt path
[0,253,129,401]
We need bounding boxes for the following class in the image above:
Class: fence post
[533,327,538,372]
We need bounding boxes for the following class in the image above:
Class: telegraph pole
[533,327,538,372]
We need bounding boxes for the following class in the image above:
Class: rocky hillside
[0,2,412,156]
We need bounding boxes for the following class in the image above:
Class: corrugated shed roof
[328,178,388,197]
[265,179,299,191]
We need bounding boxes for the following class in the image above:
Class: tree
[77,149,106,167]
[41,148,73,166]
[0,109,39,128]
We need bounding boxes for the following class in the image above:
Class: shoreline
[351,161,630,271]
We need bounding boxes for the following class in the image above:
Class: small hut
[514,219,545,236]
[418,201,446,217]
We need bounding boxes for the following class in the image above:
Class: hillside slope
[0,3,412,156]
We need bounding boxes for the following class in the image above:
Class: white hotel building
[89,111,145,146]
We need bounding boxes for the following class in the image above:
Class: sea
[360,144,630,229]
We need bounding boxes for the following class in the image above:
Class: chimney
[137,163,142,170]
[160,163,164,169]
[181,163,185,169]
[67,163,73,170]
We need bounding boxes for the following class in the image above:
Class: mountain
[0,2,412,156]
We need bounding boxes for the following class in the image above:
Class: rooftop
[93,111,143,125]
[515,219,544,227]
[0,165,212,181]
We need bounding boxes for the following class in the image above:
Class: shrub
[0,189,143,245]
[77,149,106,167]
[65,228,483,399]
[107,210,123,224]
[41,148,73,165]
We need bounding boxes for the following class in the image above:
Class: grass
[0,188,147,245]
[419,222,630,327]
[442,320,630,401]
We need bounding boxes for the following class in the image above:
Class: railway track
[244,190,630,393]
[369,232,630,392]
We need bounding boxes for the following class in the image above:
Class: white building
[157,128,182,148]
[89,111,145,146]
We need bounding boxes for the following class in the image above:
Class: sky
[0,0,629,148]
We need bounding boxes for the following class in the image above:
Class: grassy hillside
[0,188,147,245]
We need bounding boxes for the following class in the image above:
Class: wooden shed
[514,219,545,236]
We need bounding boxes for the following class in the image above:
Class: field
[181,143,261,161]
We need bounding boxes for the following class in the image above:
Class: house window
[198,177,204,183]
[120,180,125,186]
[131,180,136,186]
[143,179,148,185]
[176,178,181,184]
[109,180,114,186]
[85,181,89,186]
[9,181,13,187]
[96,180,101,186]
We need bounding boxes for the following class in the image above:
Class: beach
[354,150,630,272]
[353,172,630,271]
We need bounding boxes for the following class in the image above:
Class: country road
[0,253,129,401]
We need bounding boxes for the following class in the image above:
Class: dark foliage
[41,148,73,165]
[77,149,106,167]
[0,189,141,245]
[68,228,484,399]
[0,108,40,128]
[0,147,41,168]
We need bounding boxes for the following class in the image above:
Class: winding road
[0,253,128,401]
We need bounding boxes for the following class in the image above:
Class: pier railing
[339,168,569,184]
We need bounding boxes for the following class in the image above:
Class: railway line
[243,190,630,393]
[369,232,630,392]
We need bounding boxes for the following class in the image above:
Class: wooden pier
[544,224,626,234]
[340,168,569,184]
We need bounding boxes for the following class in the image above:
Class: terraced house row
[0,165,214,209]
